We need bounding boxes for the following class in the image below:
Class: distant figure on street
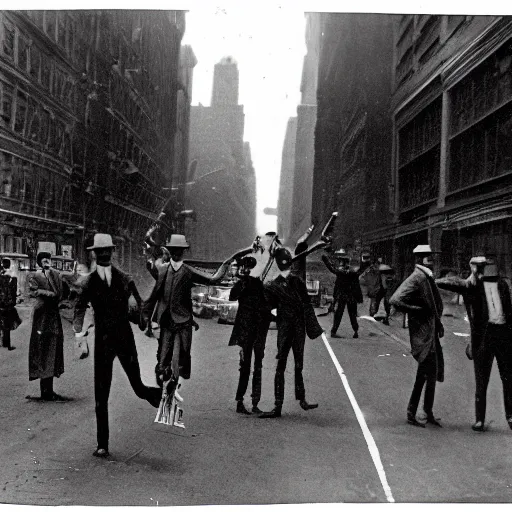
[228,255,271,415]
[141,234,251,397]
[0,258,21,351]
[73,234,162,458]
[259,247,323,418]
[322,249,363,339]
[369,264,395,325]
[145,246,171,337]
[390,244,444,428]
[436,256,512,432]
[27,252,71,402]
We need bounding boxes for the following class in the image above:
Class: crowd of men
[0,227,511,458]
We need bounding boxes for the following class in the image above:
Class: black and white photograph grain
[0,0,511,507]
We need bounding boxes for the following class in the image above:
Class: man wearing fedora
[259,247,324,418]
[436,256,512,432]
[141,234,251,396]
[73,234,161,458]
[321,248,363,339]
[27,252,71,402]
[390,244,444,428]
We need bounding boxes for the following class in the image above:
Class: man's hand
[437,319,444,339]
[296,224,315,246]
[139,314,147,333]
[192,320,200,331]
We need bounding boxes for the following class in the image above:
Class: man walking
[0,258,21,350]
[390,245,444,428]
[27,252,71,402]
[228,255,271,414]
[259,247,323,418]
[436,256,512,431]
[322,249,363,339]
[73,234,161,458]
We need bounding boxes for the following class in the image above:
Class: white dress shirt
[96,265,112,286]
[170,259,184,272]
[483,281,506,325]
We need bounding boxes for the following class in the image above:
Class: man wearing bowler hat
[390,244,445,428]
[26,251,71,402]
[73,234,161,458]
[436,256,512,431]
[141,234,251,397]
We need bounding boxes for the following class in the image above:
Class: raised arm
[321,254,337,275]
[435,275,470,294]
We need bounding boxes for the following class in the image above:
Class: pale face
[40,257,51,269]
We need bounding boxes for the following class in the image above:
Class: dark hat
[1,258,11,269]
[239,256,257,270]
[274,247,292,271]
[37,252,52,267]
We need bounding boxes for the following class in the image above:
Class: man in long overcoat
[322,249,363,339]
[259,248,324,418]
[141,234,250,394]
[0,258,21,350]
[27,252,70,401]
[390,245,444,428]
[73,234,162,458]
[436,256,512,431]
[228,255,271,414]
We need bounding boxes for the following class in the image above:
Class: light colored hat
[334,248,350,259]
[469,256,487,265]
[413,244,432,254]
[378,264,393,273]
[87,233,116,251]
[165,234,190,248]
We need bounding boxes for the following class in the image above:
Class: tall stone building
[312,13,394,263]
[187,57,256,261]
[277,116,297,245]
[0,10,188,290]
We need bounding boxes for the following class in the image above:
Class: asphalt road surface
[1,302,511,505]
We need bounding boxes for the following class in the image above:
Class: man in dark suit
[322,249,363,339]
[0,258,20,351]
[228,255,271,414]
[436,256,512,431]
[259,247,324,418]
[141,234,250,395]
[390,245,444,428]
[73,234,162,458]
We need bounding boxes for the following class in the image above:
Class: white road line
[321,332,395,503]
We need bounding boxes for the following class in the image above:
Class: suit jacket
[264,273,323,342]
[322,255,363,304]
[436,276,512,350]
[73,266,140,345]
[390,266,444,364]
[142,262,228,326]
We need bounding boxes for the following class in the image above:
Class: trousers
[474,323,512,423]
[235,335,266,404]
[332,299,358,334]
[94,334,161,450]
[369,288,390,318]
[408,350,438,417]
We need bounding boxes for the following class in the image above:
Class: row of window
[398,42,512,209]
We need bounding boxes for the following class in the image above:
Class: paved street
[1,300,512,505]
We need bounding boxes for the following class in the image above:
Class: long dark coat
[435,276,512,352]
[28,269,64,381]
[228,276,271,348]
[264,273,323,348]
[0,274,21,331]
[390,266,445,380]
[322,256,363,303]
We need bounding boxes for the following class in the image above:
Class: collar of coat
[416,264,433,278]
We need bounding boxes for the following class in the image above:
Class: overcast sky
[182,5,307,234]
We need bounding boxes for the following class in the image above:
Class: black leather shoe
[353,331,359,339]
[471,421,485,432]
[507,418,512,430]
[299,400,318,411]
[407,415,426,428]
[382,319,390,326]
[259,407,282,418]
[330,332,342,339]
[93,448,110,458]
[236,401,251,415]
[252,405,263,414]
[426,415,442,427]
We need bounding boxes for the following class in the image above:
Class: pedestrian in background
[27,252,71,402]
[73,233,162,458]
[259,247,323,419]
[322,249,363,339]
[228,255,271,415]
[370,264,395,325]
[390,245,444,428]
[0,258,21,351]
[436,256,512,432]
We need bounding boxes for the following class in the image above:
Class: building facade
[0,10,187,291]
[371,15,512,280]
[187,57,256,261]
[312,13,395,264]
